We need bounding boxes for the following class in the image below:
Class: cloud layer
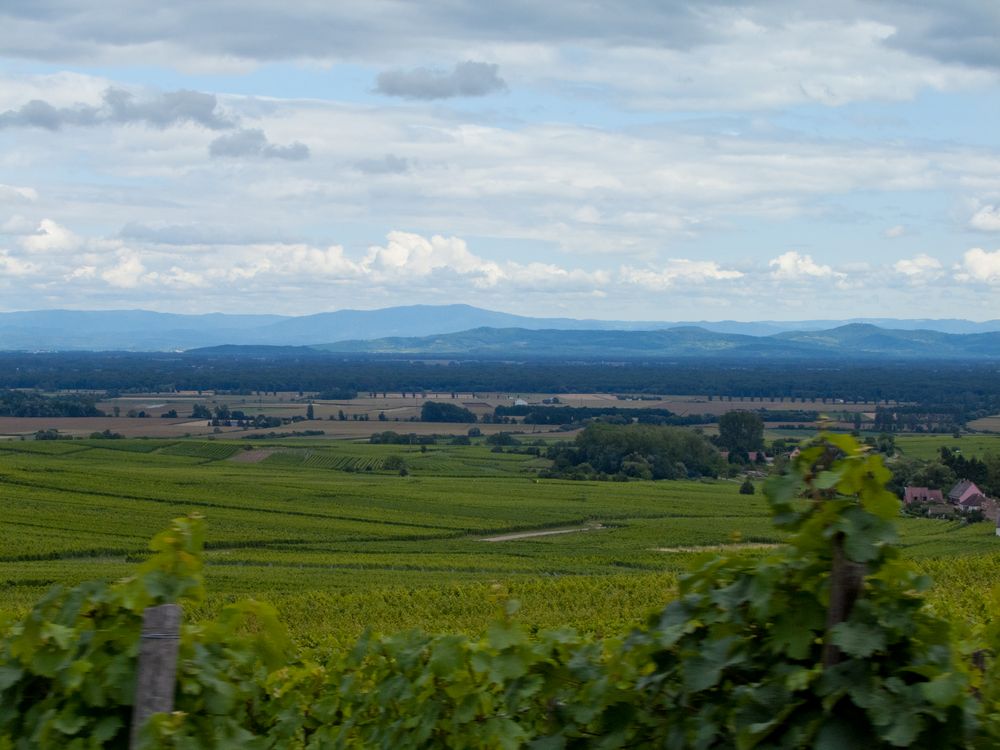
[4,216,1000,317]
[2,3,1000,319]
[0,87,235,130]
[376,61,507,100]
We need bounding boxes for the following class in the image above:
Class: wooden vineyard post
[130,603,182,749]
[822,533,865,667]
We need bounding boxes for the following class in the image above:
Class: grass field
[3,437,999,643]
[894,434,1000,460]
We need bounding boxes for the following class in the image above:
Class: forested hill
[315,324,1000,360]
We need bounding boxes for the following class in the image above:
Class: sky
[2,1,1000,320]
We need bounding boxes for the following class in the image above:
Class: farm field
[894,434,1000,461]
[969,414,1000,433]
[1,389,889,441]
[2,437,998,642]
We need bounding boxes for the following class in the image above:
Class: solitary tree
[717,411,765,453]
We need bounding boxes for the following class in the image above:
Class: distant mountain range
[3,305,1000,351]
[310,324,1000,360]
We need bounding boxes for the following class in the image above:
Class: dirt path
[229,448,279,463]
[480,524,605,542]
[652,543,781,553]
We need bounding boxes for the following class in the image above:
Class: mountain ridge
[305,323,1000,360]
[2,305,1000,351]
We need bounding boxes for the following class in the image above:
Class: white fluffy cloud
[619,260,743,290]
[100,252,146,288]
[768,251,841,280]
[9,216,1000,319]
[361,231,607,290]
[956,248,1000,284]
[894,254,942,278]
[21,219,80,253]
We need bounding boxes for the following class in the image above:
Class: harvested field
[0,416,239,439]
[969,415,1000,433]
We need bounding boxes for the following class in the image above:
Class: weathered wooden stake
[130,603,181,749]
[822,534,866,667]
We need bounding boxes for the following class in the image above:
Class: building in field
[903,486,943,505]
[946,480,1000,522]
[948,479,984,505]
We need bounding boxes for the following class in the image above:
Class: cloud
[376,61,507,100]
[619,260,743,290]
[970,204,1000,232]
[0,184,39,203]
[354,154,410,174]
[956,247,1000,284]
[20,219,80,253]
[100,252,146,288]
[208,128,310,160]
[362,231,503,284]
[0,250,38,277]
[119,222,286,246]
[1,216,36,234]
[0,87,235,130]
[883,224,906,238]
[769,251,842,280]
[2,3,992,112]
[893,253,942,278]
[881,0,1000,71]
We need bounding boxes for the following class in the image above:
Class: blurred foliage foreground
[4,433,1000,749]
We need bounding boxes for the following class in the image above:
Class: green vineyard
[3,436,1000,642]
[5,433,1000,748]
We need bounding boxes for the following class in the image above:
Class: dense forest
[1,351,999,424]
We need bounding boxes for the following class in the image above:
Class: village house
[948,480,998,518]
[903,480,999,522]
[903,486,944,505]
[949,479,984,505]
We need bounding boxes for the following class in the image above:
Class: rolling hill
[313,323,1000,360]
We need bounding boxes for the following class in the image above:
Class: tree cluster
[541,422,722,481]
[0,389,103,418]
[420,401,477,423]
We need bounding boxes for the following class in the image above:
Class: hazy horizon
[2,303,1000,326]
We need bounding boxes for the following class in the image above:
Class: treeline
[0,389,103,418]
[493,405,715,426]
[874,405,965,433]
[2,353,1000,423]
[541,422,722,480]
